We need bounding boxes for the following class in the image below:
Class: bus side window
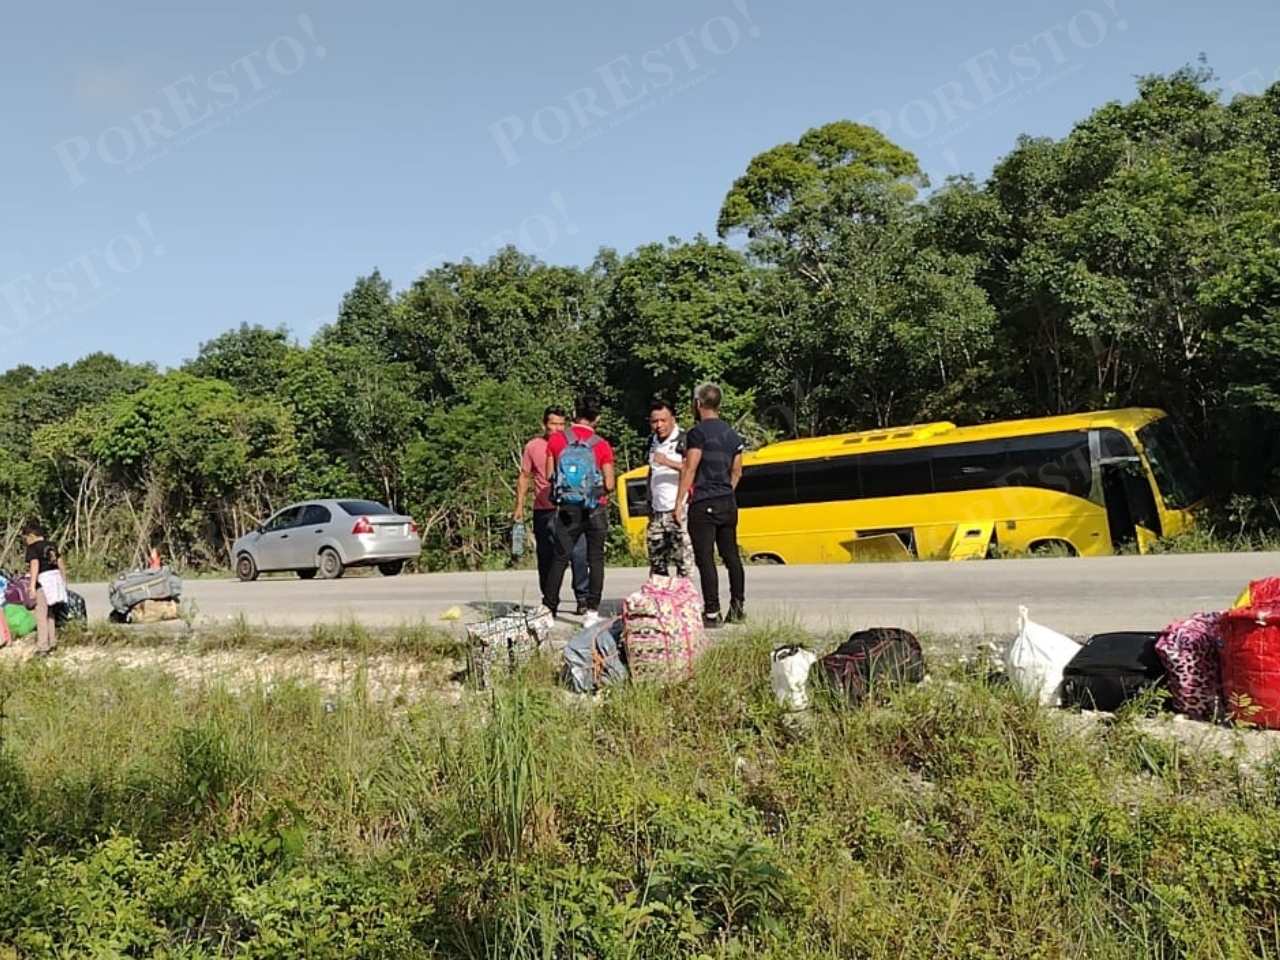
[997,433,1092,499]
[790,457,853,506]
[1098,429,1137,459]
[929,440,1013,493]
[858,450,933,500]
[736,462,797,509]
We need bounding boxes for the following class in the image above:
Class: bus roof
[618,407,1168,480]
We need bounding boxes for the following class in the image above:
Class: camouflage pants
[647,510,695,578]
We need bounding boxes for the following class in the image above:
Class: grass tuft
[1,630,1280,956]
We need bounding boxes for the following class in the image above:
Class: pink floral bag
[622,575,708,682]
[1154,612,1224,720]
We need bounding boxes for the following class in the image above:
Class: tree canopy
[4,67,1279,572]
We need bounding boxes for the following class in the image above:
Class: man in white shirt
[645,399,695,577]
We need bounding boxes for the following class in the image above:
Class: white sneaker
[582,610,603,628]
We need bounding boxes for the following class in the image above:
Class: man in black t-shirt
[675,383,746,626]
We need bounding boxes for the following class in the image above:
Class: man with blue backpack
[542,394,616,627]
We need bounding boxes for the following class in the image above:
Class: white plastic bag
[1004,605,1081,705]
[771,644,819,711]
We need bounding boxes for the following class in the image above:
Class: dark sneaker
[574,602,588,616]
[725,603,746,625]
[702,612,722,629]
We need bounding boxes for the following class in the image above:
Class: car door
[289,503,334,569]
[256,506,303,571]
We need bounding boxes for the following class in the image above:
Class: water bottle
[512,520,526,557]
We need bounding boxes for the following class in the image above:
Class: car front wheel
[236,553,259,582]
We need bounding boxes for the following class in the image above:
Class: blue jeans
[533,509,587,603]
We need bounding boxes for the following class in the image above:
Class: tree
[392,248,600,404]
[600,237,765,429]
[186,323,298,397]
[719,121,996,431]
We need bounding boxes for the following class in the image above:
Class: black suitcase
[1060,631,1166,712]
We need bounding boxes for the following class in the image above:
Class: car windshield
[1136,418,1207,510]
[337,500,395,517]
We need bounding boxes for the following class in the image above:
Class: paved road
[74,552,1280,638]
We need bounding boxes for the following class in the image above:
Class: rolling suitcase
[1060,631,1166,712]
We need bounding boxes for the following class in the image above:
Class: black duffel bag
[819,627,926,708]
[1060,631,1167,712]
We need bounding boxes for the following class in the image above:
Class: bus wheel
[749,553,785,565]
[1028,539,1077,558]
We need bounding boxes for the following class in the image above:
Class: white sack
[771,644,819,711]
[1004,605,1081,706]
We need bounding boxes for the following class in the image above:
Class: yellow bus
[617,407,1207,564]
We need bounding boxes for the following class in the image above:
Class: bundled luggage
[621,575,708,682]
[54,590,88,629]
[3,575,33,609]
[818,627,926,708]
[465,605,554,688]
[1218,605,1280,728]
[127,598,181,624]
[1,567,87,634]
[109,566,183,618]
[561,616,629,694]
[1154,612,1224,720]
[1060,631,1166,712]
[3,603,36,641]
[771,644,819,711]
[1005,606,1082,705]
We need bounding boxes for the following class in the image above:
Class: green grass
[3,627,1280,957]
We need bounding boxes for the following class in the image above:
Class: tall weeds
[2,632,1280,957]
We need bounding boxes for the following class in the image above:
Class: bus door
[1092,430,1163,553]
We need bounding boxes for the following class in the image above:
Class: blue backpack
[553,427,605,507]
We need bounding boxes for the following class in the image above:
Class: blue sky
[2,0,1277,373]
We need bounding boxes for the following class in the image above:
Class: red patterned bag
[1219,605,1280,728]
[622,575,708,682]
[1154,612,1223,720]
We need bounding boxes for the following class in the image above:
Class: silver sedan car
[232,499,421,581]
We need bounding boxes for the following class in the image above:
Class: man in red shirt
[514,405,589,612]
[542,394,615,625]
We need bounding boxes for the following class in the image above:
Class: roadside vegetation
[4,66,1280,578]
[3,623,1280,957]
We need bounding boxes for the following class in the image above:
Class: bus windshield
[1136,418,1207,510]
